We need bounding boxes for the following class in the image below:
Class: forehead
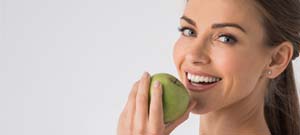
[183,0,263,30]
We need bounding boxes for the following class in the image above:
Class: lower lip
[186,79,220,92]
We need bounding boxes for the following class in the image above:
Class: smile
[187,72,222,84]
[185,72,222,92]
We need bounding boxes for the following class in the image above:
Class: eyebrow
[180,15,247,33]
[180,16,196,26]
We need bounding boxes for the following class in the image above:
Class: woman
[117,0,300,134]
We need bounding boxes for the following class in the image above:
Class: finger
[121,81,139,131]
[123,81,139,112]
[134,72,151,132]
[165,101,197,134]
[148,80,164,131]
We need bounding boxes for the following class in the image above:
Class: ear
[266,41,294,78]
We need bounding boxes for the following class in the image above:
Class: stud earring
[267,70,272,75]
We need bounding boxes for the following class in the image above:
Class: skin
[117,72,197,135]
[173,0,293,135]
[117,0,294,134]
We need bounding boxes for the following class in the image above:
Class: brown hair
[253,0,300,134]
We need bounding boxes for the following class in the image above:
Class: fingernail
[154,80,160,88]
[142,72,149,78]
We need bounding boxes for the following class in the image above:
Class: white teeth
[204,77,208,82]
[200,76,205,82]
[207,77,211,82]
[187,72,221,83]
[195,76,200,82]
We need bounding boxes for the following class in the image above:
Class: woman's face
[173,0,271,114]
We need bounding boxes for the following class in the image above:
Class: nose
[185,41,211,65]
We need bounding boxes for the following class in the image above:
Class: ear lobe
[267,41,294,78]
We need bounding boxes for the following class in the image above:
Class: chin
[190,102,214,115]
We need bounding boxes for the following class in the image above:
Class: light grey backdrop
[0,0,299,135]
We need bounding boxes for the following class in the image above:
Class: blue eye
[218,34,237,44]
[178,27,196,37]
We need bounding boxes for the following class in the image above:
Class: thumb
[164,101,197,134]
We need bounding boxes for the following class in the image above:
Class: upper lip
[184,69,222,79]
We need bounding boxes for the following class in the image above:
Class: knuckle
[125,131,132,135]
[149,105,160,112]
[119,129,133,135]
[152,89,162,98]
[147,129,164,135]
[136,93,148,103]
[147,124,165,135]
[133,126,145,135]
[149,102,162,114]
[117,121,132,135]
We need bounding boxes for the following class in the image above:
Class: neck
[199,80,271,135]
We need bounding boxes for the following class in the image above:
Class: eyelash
[218,33,238,44]
[177,26,238,45]
[178,27,196,37]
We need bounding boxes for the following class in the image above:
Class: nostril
[185,52,211,65]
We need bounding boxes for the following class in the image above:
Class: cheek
[173,39,185,80]
[214,46,262,81]
[213,49,243,76]
[214,49,263,104]
[216,53,251,78]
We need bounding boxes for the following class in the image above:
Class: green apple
[149,73,190,123]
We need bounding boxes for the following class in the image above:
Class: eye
[178,27,196,37]
[217,34,237,44]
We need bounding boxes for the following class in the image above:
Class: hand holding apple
[117,72,196,135]
[149,73,190,123]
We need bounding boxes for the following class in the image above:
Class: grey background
[0,0,299,135]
